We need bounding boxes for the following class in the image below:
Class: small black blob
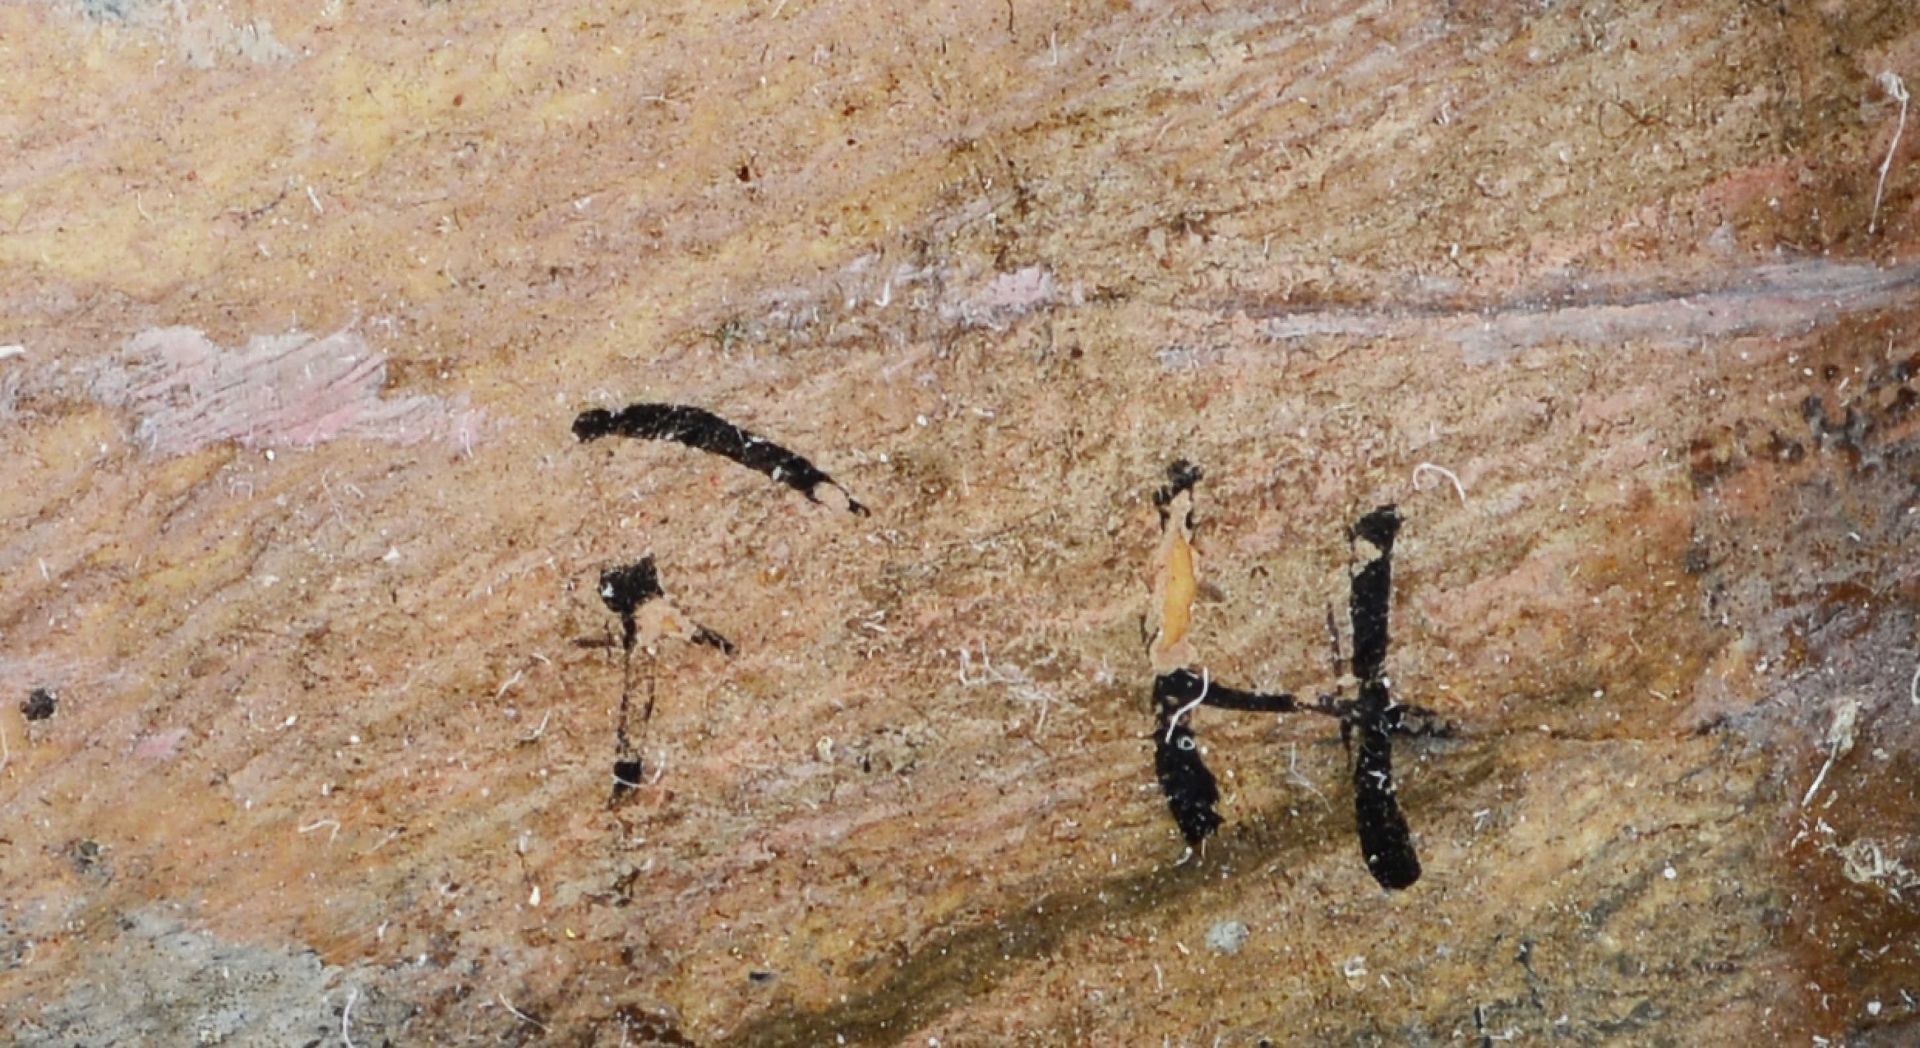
[1350,504,1401,553]
[599,559,665,617]
[612,758,646,798]
[1153,460,1205,516]
[22,688,57,722]
[573,408,617,441]
[600,559,665,653]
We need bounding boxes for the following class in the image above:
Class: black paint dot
[612,759,645,797]
[22,688,56,721]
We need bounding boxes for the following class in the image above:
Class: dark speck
[748,970,777,984]
[22,688,56,721]
[1683,545,1712,576]
[612,759,645,799]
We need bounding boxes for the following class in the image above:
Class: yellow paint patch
[138,529,255,606]
[1149,490,1199,673]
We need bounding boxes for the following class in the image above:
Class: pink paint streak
[133,728,189,761]
[91,326,481,456]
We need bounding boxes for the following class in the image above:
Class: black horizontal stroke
[1158,666,1446,732]
[574,403,867,515]
[1155,667,1303,714]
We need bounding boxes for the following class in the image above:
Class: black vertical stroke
[1349,506,1399,683]
[574,403,868,515]
[1150,461,1218,847]
[1347,506,1421,890]
[1353,680,1419,889]
[599,562,656,799]
[597,557,733,801]
[1152,674,1223,847]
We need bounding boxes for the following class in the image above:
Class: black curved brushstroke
[1347,505,1420,890]
[574,403,868,515]
[1153,674,1222,847]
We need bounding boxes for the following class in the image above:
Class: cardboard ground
[4,1,1920,1043]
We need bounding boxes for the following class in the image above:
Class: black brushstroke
[1150,460,1219,846]
[608,663,652,807]
[1139,474,1441,879]
[1152,673,1223,847]
[22,688,57,722]
[574,403,868,515]
[1348,506,1400,683]
[1352,681,1420,889]
[598,557,736,804]
[1159,664,1457,730]
[1153,662,1437,864]
[692,625,737,656]
[1156,667,1303,715]
[1347,505,1420,890]
[598,557,735,657]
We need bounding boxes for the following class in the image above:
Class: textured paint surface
[90,326,477,455]
[3,1,1920,1045]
